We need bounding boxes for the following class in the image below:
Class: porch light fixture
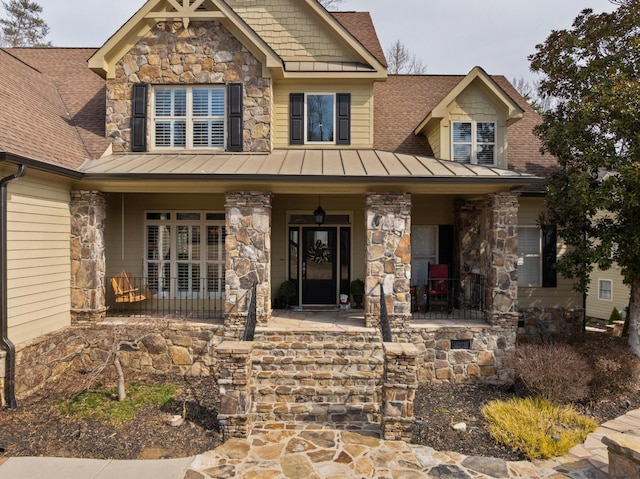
[313,196,326,226]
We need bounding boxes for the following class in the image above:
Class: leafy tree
[0,0,51,47]
[385,40,427,74]
[318,0,345,10]
[530,0,640,355]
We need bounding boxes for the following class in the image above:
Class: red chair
[426,264,452,313]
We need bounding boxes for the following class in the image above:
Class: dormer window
[452,121,496,166]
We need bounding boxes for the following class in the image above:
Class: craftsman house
[0,0,583,435]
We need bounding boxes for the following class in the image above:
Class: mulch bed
[1,332,639,461]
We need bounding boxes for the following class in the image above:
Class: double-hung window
[598,279,613,301]
[452,121,496,165]
[153,86,225,149]
[517,226,542,287]
[306,94,335,143]
[145,212,226,298]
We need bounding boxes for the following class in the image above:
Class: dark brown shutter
[542,225,557,288]
[290,93,304,145]
[227,83,243,152]
[131,83,148,152]
[336,93,351,145]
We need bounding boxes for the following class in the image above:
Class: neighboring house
[0,0,583,407]
[587,265,630,321]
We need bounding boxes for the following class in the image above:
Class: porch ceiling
[77,149,540,194]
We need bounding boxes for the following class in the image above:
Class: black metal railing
[106,275,225,320]
[242,283,258,341]
[410,273,485,320]
[379,283,393,342]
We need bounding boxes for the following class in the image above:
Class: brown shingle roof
[374,74,557,177]
[0,48,95,169]
[9,48,109,161]
[331,12,387,68]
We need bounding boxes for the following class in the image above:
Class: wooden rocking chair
[111,272,152,303]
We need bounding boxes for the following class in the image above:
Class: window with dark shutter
[131,83,148,152]
[542,225,557,288]
[290,93,304,145]
[227,83,243,151]
[336,93,351,145]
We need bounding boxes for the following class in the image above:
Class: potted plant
[279,280,297,308]
[350,278,365,309]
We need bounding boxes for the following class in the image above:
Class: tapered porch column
[70,190,107,322]
[364,193,412,329]
[484,193,519,329]
[224,192,272,334]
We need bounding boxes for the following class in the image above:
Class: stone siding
[484,193,519,329]
[70,191,107,322]
[364,193,412,329]
[107,21,270,152]
[382,343,418,441]
[519,307,584,343]
[225,192,272,333]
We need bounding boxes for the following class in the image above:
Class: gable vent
[450,339,471,350]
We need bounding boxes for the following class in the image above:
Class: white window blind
[452,121,496,165]
[517,227,541,287]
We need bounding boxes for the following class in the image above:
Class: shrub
[482,397,597,460]
[576,333,640,400]
[609,307,623,324]
[513,343,593,403]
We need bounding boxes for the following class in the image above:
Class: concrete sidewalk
[0,456,193,479]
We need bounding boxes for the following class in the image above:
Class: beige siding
[586,266,629,320]
[6,177,71,345]
[273,80,374,149]
[518,197,582,309]
[440,83,508,168]
[228,0,352,61]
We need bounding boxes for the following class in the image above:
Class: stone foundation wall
[518,307,584,343]
[13,320,225,400]
[382,343,418,441]
[397,326,516,384]
[215,341,253,438]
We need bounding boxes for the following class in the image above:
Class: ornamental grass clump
[482,397,597,460]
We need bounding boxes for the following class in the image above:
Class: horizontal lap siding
[272,81,373,149]
[586,267,630,319]
[518,198,582,309]
[6,179,71,345]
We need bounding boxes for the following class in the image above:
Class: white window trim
[304,92,336,145]
[411,225,439,287]
[517,226,542,287]
[145,211,226,299]
[151,86,226,151]
[451,120,496,166]
[598,279,613,301]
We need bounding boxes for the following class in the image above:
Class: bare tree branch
[385,40,427,74]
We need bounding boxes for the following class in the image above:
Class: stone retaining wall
[603,433,640,479]
[397,326,516,384]
[13,320,225,400]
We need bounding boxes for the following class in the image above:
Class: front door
[302,227,337,304]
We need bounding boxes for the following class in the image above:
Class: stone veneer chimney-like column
[70,190,107,322]
[224,192,272,335]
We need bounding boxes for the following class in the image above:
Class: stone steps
[252,401,381,424]
[249,331,385,429]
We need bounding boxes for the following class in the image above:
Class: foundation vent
[450,339,471,350]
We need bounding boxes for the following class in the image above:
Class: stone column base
[71,308,107,323]
[217,414,253,439]
[382,417,416,442]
